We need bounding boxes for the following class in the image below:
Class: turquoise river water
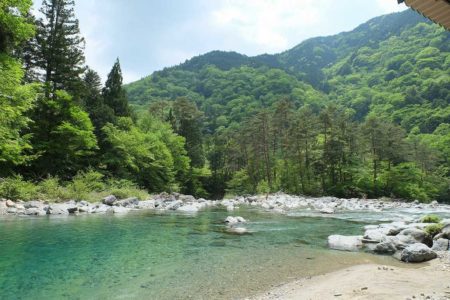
[0,207,406,300]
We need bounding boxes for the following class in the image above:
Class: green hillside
[125,9,450,201]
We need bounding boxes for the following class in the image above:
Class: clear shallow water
[0,207,404,300]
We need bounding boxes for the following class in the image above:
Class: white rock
[328,235,363,251]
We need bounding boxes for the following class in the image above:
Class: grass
[424,223,444,237]
[0,171,149,202]
[421,214,442,223]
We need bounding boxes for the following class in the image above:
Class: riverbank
[1,192,450,217]
[252,251,450,300]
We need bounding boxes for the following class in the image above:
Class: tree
[102,58,131,118]
[0,0,37,175]
[35,0,86,97]
[172,97,205,168]
[81,68,115,140]
[25,90,97,177]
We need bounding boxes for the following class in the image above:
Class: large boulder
[5,200,15,207]
[102,195,117,206]
[441,224,450,238]
[363,228,388,243]
[328,235,363,252]
[397,228,432,247]
[401,243,437,263]
[48,203,70,215]
[374,241,397,254]
[177,204,201,213]
[431,238,450,251]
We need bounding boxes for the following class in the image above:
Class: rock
[235,216,246,223]
[224,216,246,224]
[177,204,200,213]
[137,200,155,209]
[6,200,15,207]
[67,206,78,214]
[23,201,43,209]
[401,243,437,263]
[320,207,334,214]
[15,203,25,210]
[113,206,130,214]
[363,229,388,243]
[374,241,397,254]
[24,207,47,216]
[78,205,92,213]
[441,224,450,238]
[397,228,432,247]
[6,207,17,214]
[179,194,196,202]
[102,195,117,206]
[431,238,450,251]
[227,227,248,234]
[114,197,139,207]
[48,203,70,215]
[328,235,363,251]
[165,200,183,210]
[226,205,235,211]
[91,204,113,214]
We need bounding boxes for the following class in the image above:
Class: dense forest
[1,1,449,202]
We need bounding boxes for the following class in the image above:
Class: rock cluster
[328,218,450,263]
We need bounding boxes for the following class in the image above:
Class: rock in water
[401,243,437,263]
[320,207,335,214]
[102,195,117,206]
[327,235,363,251]
[227,227,248,234]
[224,216,246,224]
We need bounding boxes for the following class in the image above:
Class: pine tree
[35,0,85,97]
[81,68,115,140]
[102,58,131,117]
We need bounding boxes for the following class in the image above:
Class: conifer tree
[35,0,85,97]
[102,58,131,118]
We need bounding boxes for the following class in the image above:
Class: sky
[32,0,408,83]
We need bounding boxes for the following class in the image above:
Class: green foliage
[27,90,98,176]
[102,59,131,117]
[424,223,444,237]
[256,180,270,195]
[0,175,37,200]
[226,169,253,195]
[421,214,442,223]
[0,0,35,52]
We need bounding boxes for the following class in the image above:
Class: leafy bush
[421,214,442,223]
[0,176,38,201]
[38,177,71,201]
[424,223,444,237]
[256,180,270,195]
[66,170,105,200]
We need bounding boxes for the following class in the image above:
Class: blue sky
[32,0,408,83]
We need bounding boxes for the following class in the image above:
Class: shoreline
[251,251,450,300]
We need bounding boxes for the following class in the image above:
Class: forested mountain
[125,9,450,201]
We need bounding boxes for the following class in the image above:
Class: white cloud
[210,0,328,52]
[376,0,407,13]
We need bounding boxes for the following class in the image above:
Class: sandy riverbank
[252,252,450,300]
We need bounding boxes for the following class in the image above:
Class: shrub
[37,176,71,201]
[424,223,444,237]
[0,176,38,201]
[67,170,105,200]
[421,214,442,223]
[256,180,270,195]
